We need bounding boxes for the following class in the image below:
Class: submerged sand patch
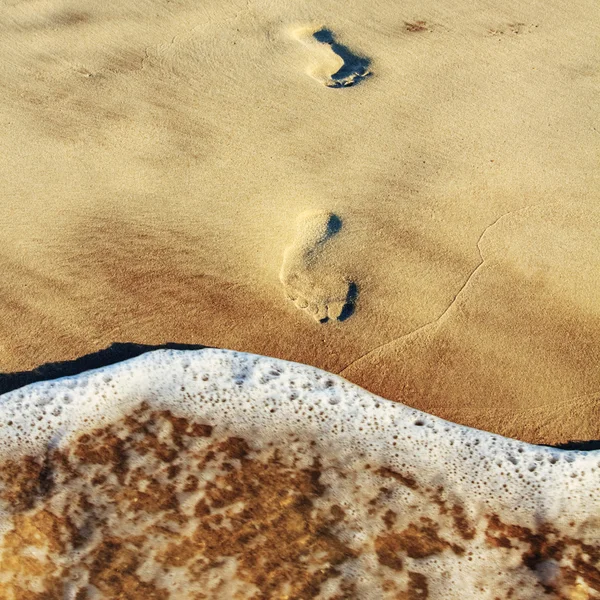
[0,0,598,445]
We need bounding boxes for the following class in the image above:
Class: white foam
[0,348,598,598]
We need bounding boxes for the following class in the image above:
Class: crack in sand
[339,205,542,377]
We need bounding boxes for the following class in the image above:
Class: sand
[1,0,599,445]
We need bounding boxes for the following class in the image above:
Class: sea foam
[0,348,598,599]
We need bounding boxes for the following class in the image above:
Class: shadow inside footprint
[320,282,359,323]
[338,281,359,321]
[312,28,371,87]
[326,213,343,236]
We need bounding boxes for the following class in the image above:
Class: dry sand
[0,0,599,445]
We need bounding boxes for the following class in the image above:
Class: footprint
[280,211,358,322]
[293,25,371,88]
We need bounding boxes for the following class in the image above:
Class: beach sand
[1,0,599,445]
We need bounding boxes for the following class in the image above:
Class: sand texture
[0,0,599,444]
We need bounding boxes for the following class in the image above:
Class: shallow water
[0,349,598,598]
